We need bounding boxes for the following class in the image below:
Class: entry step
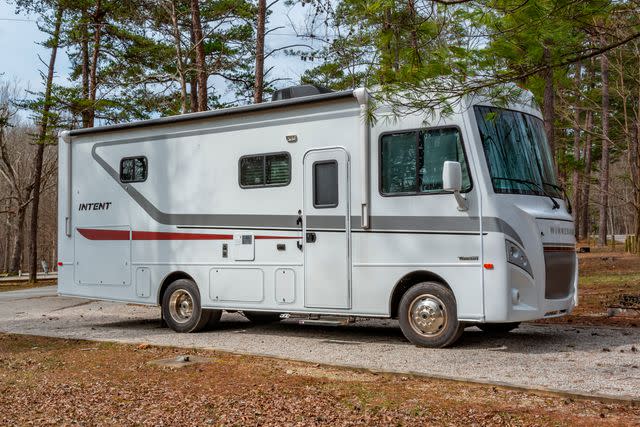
[297,316,355,326]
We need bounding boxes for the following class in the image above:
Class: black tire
[398,282,463,348]
[477,322,520,334]
[162,279,211,333]
[243,311,281,324]
[205,309,223,329]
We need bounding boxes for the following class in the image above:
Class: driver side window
[380,127,471,195]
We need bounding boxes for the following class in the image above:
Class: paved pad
[0,286,638,400]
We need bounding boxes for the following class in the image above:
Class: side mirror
[442,161,462,192]
[442,161,468,211]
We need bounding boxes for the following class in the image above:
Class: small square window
[120,157,147,183]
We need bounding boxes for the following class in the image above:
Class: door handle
[306,232,316,243]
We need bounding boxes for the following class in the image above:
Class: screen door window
[313,160,338,208]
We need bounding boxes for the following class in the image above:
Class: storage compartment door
[74,226,131,286]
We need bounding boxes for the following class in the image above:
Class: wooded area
[1,0,640,279]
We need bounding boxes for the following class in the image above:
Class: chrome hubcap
[169,289,194,323]
[408,294,447,336]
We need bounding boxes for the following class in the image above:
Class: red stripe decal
[77,228,299,241]
[132,231,233,240]
[78,228,130,240]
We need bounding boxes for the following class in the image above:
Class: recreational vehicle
[57,85,577,348]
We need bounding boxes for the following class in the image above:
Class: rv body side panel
[59,98,379,313]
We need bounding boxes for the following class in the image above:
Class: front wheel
[162,279,211,333]
[398,282,463,348]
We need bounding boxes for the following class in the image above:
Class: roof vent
[271,84,333,101]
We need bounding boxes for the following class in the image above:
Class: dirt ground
[0,333,637,426]
[540,246,640,328]
[0,280,56,293]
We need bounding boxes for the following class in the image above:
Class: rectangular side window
[380,127,471,195]
[313,160,338,208]
[240,152,290,188]
[120,157,147,183]
[240,155,265,187]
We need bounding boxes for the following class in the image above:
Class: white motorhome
[57,86,577,347]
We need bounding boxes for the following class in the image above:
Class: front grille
[544,247,576,299]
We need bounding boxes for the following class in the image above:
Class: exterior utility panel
[57,88,577,347]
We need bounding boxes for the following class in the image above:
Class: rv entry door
[302,148,351,309]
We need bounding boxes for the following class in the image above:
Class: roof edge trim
[68,90,355,137]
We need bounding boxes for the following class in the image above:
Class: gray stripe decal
[91,140,523,246]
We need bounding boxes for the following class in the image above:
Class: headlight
[506,240,533,277]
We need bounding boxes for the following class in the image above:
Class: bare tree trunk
[88,0,102,128]
[572,61,582,237]
[598,44,611,246]
[543,46,556,161]
[8,204,26,274]
[2,200,10,272]
[407,0,420,66]
[189,27,198,113]
[28,5,63,283]
[633,117,640,244]
[253,0,266,103]
[168,0,188,114]
[580,110,593,241]
[81,7,90,128]
[190,0,207,111]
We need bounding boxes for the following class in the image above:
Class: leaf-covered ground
[0,333,637,426]
[0,280,56,292]
[541,247,640,328]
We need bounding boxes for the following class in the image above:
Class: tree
[254,0,266,103]
[190,0,208,110]
[27,4,64,282]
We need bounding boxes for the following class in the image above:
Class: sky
[0,1,325,106]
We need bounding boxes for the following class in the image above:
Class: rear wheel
[398,282,463,348]
[243,311,281,324]
[477,322,520,334]
[162,279,210,333]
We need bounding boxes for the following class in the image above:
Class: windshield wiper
[542,181,572,214]
[492,177,560,210]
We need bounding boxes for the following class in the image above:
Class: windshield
[474,106,561,198]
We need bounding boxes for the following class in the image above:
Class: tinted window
[240,155,264,187]
[120,157,147,183]
[380,128,470,195]
[474,106,560,197]
[313,160,338,208]
[266,153,290,185]
[240,152,290,188]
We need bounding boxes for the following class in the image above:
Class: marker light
[484,263,494,270]
[505,240,533,277]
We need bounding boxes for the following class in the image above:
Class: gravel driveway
[1,286,638,400]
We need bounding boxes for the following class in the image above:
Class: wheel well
[157,271,196,305]
[389,270,451,318]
